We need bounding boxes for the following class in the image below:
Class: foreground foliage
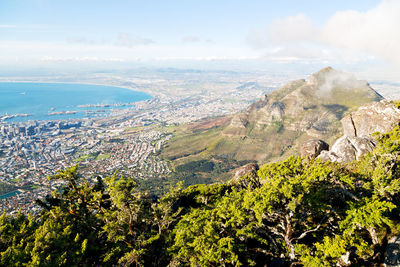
[2,127,400,266]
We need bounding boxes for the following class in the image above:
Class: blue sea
[0,82,152,122]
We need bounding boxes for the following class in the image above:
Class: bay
[0,82,152,122]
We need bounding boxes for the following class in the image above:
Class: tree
[0,211,37,266]
[32,166,108,266]
[243,157,357,260]
[101,175,155,266]
[170,188,270,266]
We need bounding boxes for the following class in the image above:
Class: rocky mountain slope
[226,67,381,137]
[162,67,383,167]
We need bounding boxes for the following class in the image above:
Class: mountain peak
[314,66,334,75]
[304,67,382,102]
[308,67,353,87]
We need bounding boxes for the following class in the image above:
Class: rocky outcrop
[233,163,261,189]
[254,101,285,129]
[318,100,400,163]
[300,139,329,158]
[233,163,259,180]
[318,136,377,163]
[342,100,400,138]
[229,114,247,129]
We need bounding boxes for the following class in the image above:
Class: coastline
[0,81,154,122]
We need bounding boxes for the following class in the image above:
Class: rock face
[233,163,259,180]
[319,136,377,163]
[300,139,329,158]
[342,100,400,138]
[318,100,400,163]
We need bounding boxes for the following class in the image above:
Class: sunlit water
[0,82,152,122]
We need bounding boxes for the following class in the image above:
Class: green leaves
[0,211,36,266]
[170,189,261,266]
[342,198,395,232]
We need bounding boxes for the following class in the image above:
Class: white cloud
[182,36,201,43]
[0,25,17,28]
[181,36,215,44]
[66,37,105,45]
[321,0,400,67]
[267,14,318,45]
[0,40,259,66]
[248,14,318,49]
[116,34,154,47]
[41,56,125,62]
[67,34,156,48]
[249,0,400,67]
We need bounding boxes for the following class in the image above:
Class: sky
[0,0,398,78]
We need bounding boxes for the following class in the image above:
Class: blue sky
[0,0,398,77]
[0,0,379,43]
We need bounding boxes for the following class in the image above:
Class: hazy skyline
[0,0,398,79]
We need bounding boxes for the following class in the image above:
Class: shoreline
[0,81,155,123]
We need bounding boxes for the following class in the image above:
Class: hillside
[161,67,382,177]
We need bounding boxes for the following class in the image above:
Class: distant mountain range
[161,67,383,174]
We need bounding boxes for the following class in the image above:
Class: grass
[162,120,293,164]
[96,153,112,160]
[74,154,97,162]
[124,125,149,133]
[162,126,222,160]
[328,87,381,108]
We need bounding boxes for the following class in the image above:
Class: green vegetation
[73,153,97,162]
[175,159,215,172]
[11,178,22,183]
[271,120,284,133]
[2,125,400,265]
[96,153,111,160]
[163,126,222,161]
[136,157,254,196]
[162,121,300,166]
[328,87,380,108]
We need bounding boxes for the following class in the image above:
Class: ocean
[0,82,152,122]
